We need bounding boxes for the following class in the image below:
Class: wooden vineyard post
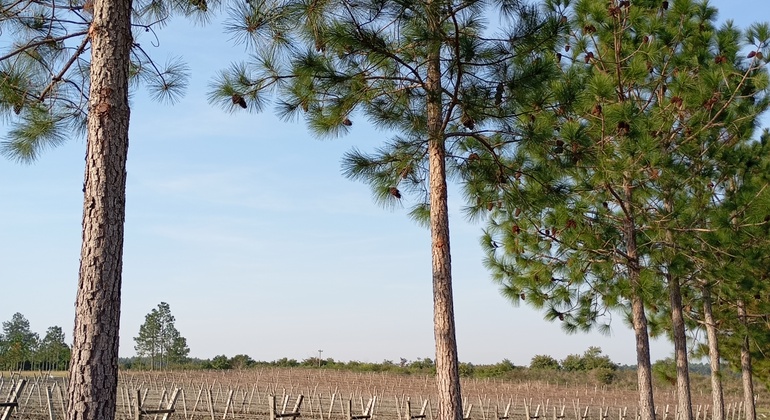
[463,402,473,420]
[346,397,376,420]
[496,399,511,420]
[0,379,26,420]
[134,388,181,420]
[405,398,428,420]
[270,394,304,420]
[46,386,56,420]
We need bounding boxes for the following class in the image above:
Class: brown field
[0,368,764,420]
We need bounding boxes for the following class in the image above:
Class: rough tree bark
[737,300,756,420]
[669,274,693,420]
[702,283,725,420]
[625,179,656,420]
[426,1,462,419]
[66,0,132,416]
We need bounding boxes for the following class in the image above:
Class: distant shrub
[530,355,560,370]
[210,355,231,370]
[475,359,516,378]
[594,367,616,384]
[562,347,616,372]
[459,362,475,377]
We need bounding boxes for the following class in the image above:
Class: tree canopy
[134,302,190,369]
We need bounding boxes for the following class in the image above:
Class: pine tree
[134,302,189,369]
[209,1,563,418]
[0,313,39,370]
[38,326,72,371]
[2,0,208,416]
[473,2,769,420]
[695,132,770,420]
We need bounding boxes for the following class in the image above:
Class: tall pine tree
[209,1,563,419]
[2,0,208,416]
[473,2,769,420]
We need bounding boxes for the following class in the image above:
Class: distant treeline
[117,346,726,386]
[0,313,70,371]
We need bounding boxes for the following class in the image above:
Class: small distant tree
[581,347,616,371]
[210,355,232,370]
[230,354,255,369]
[0,313,39,370]
[37,326,71,371]
[561,347,616,372]
[561,354,585,372]
[134,302,189,369]
[530,355,560,370]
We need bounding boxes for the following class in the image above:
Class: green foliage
[230,354,256,369]
[0,313,69,370]
[474,2,770,398]
[37,326,71,371]
[652,358,677,386]
[561,348,616,376]
[134,302,190,369]
[473,359,517,378]
[560,354,585,372]
[458,362,475,378]
[593,367,617,385]
[0,0,205,161]
[529,355,560,370]
[209,355,232,370]
[0,313,39,370]
[210,0,565,220]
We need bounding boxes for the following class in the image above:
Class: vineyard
[1,368,763,420]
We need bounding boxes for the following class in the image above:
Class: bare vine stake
[222,389,234,419]
[23,379,36,411]
[56,381,66,414]
[180,388,189,420]
[159,387,169,411]
[247,384,257,414]
[191,386,204,420]
[44,386,55,420]
[239,388,247,415]
[328,390,337,420]
[118,386,127,418]
[478,396,486,420]
[207,387,215,420]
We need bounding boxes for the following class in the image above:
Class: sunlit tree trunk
[737,300,756,420]
[702,284,725,420]
[668,273,693,420]
[426,1,461,419]
[625,180,655,420]
[66,0,132,416]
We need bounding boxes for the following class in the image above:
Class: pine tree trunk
[668,273,692,420]
[631,293,656,420]
[625,180,656,420]
[66,0,132,416]
[426,1,461,420]
[702,284,724,420]
[663,198,692,420]
[737,300,756,420]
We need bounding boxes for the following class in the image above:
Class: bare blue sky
[1,0,767,366]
